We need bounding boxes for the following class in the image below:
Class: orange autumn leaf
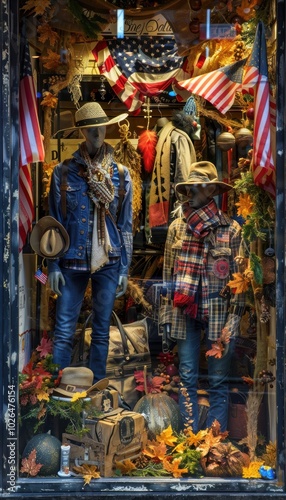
[20,449,43,477]
[236,0,260,21]
[227,272,250,294]
[205,340,225,359]
[143,440,167,461]
[73,463,100,484]
[235,193,254,219]
[184,428,208,447]
[196,432,223,457]
[37,23,59,46]
[41,49,61,70]
[22,0,51,16]
[41,92,58,109]
[156,425,178,447]
[162,457,188,478]
[115,459,136,475]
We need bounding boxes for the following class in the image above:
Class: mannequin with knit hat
[160,161,245,433]
[47,102,133,383]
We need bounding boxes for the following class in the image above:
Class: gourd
[134,392,183,440]
[22,433,61,476]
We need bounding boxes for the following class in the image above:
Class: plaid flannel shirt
[160,211,245,341]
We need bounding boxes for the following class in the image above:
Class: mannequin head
[181,184,217,210]
[81,125,106,155]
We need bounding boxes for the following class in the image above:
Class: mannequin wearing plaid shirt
[160,165,245,433]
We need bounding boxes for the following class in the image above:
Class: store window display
[46,102,133,383]
[160,161,246,433]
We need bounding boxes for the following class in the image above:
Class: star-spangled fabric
[92,36,191,113]
[19,34,45,252]
[242,21,275,197]
[176,57,248,114]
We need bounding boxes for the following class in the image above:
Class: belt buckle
[66,384,77,392]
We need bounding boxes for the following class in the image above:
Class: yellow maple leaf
[242,460,264,479]
[70,391,87,403]
[235,193,254,219]
[173,441,186,454]
[36,389,50,402]
[143,440,167,461]
[162,457,188,478]
[115,459,136,475]
[156,425,178,447]
[227,272,251,294]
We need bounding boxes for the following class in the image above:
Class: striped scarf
[173,199,221,320]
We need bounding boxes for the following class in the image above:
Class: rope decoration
[118,121,132,144]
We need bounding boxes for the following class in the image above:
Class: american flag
[242,21,275,197]
[176,57,248,114]
[92,37,190,113]
[19,37,45,252]
[34,268,48,285]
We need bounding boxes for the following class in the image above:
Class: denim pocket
[66,184,81,210]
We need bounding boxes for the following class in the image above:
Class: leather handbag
[71,311,151,409]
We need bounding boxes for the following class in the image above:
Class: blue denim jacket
[47,147,133,276]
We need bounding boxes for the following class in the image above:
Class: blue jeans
[177,316,234,433]
[52,259,120,382]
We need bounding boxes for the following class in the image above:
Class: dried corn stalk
[113,122,142,233]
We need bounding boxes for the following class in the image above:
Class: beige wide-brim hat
[30,216,70,259]
[175,161,233,199]
[54,102,128,135]
[52,367,109,398]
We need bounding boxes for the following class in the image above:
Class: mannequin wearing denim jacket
[47,109,133,383]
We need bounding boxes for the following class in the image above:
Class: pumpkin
[22,433,61,476]
[134,393,183,439]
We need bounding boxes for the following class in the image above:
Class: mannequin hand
[116,275,128,298]
[48,271,65,296]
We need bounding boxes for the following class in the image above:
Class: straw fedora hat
[54,102,128,135]
[30,216,70,259]
[52,367,109,398]
[175,161,233,199]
